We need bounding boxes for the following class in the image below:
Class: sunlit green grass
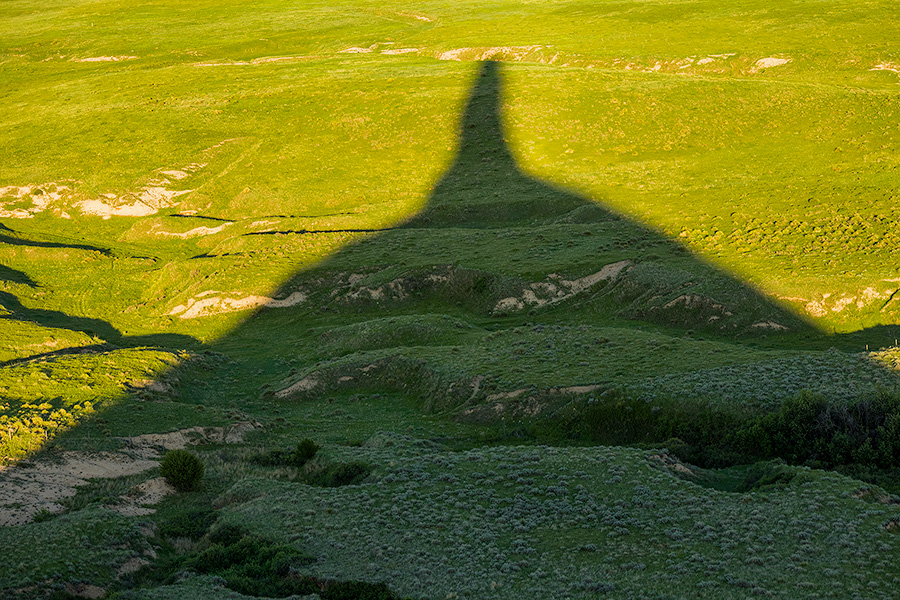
[2,1,900,597]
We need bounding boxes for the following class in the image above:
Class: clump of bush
[252,439,370,487]
[31,507,56,523]
[552,390,744,467]
[322,580,401,600]
[736,390,900,468]
[308,461,372,488]
[732,460,796,493]
[208,523,247,547]
[159,449,204,492]
[157,508,217,540]
[184,532,314,597]
[254,438,320,468]
[146,523,408,599]
[556,387,900,492]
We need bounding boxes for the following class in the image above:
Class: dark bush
[733,460,795,493]
[159,449,204,492]
[322,580,399,600]
[31,507,56,523]
[254,438,320,468]
[184,533,316,597]
[734,390,900,469]
[294,438,320,463]
[208,523,248,547]
[309,461,372,487]
[528,388,900,494]
[556,391,745,467]
[158,508,216,540]
[137,522,412,599]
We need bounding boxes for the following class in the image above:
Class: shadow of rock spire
[402,61,584,229]
[231,60,813,338]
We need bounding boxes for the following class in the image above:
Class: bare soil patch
[0,422,258,526]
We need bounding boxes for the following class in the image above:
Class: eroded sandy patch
[802,283,899,317]
[486,388,530,402]
[0,422,259,526]
[0,154,217,222]
[871,62,900,74]
[437,46,543,62]
[0,452,158,526]
[114,477,176,517]
[492,260,632,314]
[168,289,307,319]
[339,46,376,54]
[78,188,192,218]
[76,159,211,219]
[398,12,432,22]
[276,376,319,398]
[72,56,137,63]
[0,182,75,218]
[753,57,791,71]
[150,222,232,238]
[751,321,788,331]
[202,55,314,65]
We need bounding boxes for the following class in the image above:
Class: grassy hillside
[2,1,900,598]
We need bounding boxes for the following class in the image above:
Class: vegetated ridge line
[171,211,359,221]
[243,227,396,236]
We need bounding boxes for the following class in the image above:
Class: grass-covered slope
[2,1,900,598]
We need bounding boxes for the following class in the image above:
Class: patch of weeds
[207,523,246,547]
[307,461,372,487]
[690,460,796,493]
[321,580,404,600]
[183,533,314,597]
[250,440,371,487]
[59,471,150,513]
[135,522,409,599]
[31,507,56,523]
[542,388,900,490]
[833,463,900,496]
[734,460,796,492]
[0,506,147,593]
[885,518,900,534]
[157,508,217,541]
[253,438,320,468]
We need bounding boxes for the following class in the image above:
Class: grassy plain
[2,0,900,598]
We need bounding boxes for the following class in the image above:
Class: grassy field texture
[2,0,900,598]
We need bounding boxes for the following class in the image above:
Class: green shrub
[733,460,795,493]
[734,391,900,469]
[309,461,372,487]
[138,523,412,599]
[157,508,216,540]
[254,438,320,468]
[31,507,56,523]
[208,523,248,547]
[294,438,320,463]
[183,532,316,597]
[159,449,204,492]
[322,580,400,600]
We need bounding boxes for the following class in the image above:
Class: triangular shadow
[215,60,814,350]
